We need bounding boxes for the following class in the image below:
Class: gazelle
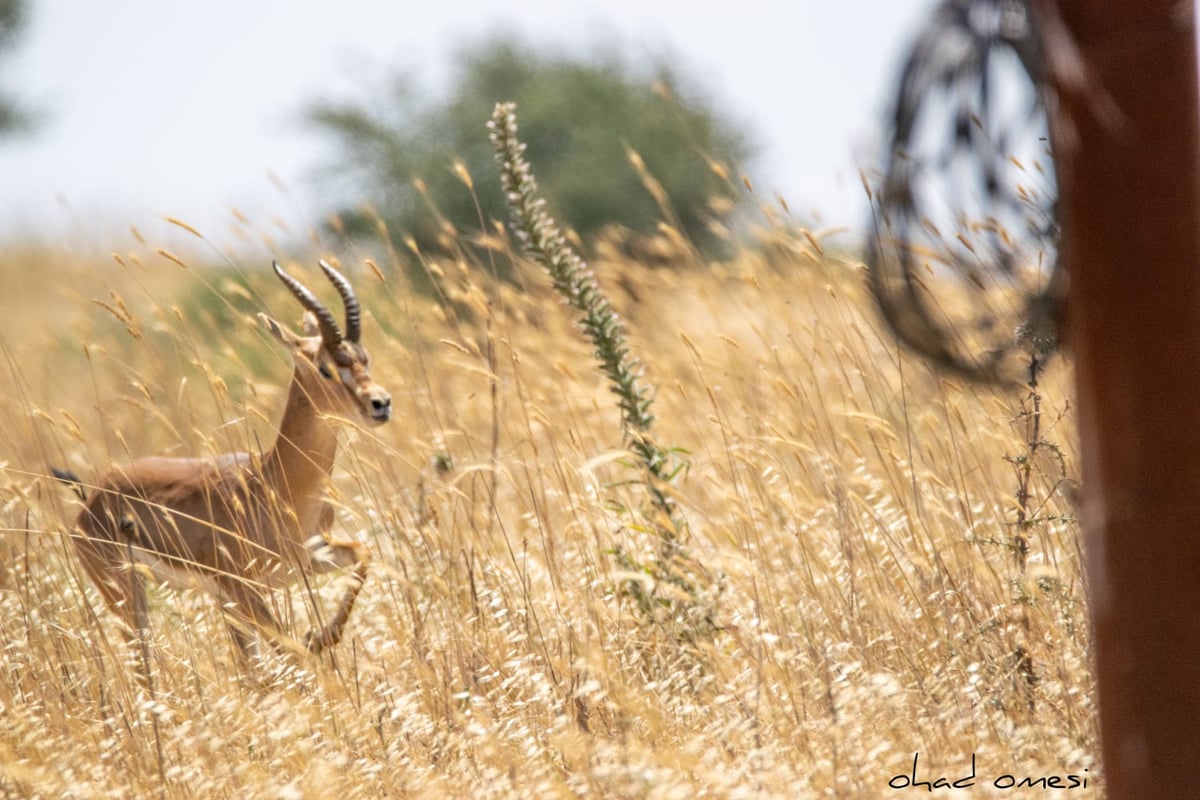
[54,260,391,670]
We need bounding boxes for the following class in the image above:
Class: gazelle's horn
[273,261,343,346]
[319,260,361,343]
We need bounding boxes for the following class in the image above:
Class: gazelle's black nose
[369,395,392,422]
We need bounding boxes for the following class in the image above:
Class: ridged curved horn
[273,261,343,346]
[319,260,361,343]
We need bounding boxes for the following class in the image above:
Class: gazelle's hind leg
[69,534,154,683]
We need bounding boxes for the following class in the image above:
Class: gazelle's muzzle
[364,386,392,424]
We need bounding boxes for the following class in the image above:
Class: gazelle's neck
[262,374,339,507]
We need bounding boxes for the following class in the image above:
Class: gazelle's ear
[259,313,302,348]
[299,311,321,338]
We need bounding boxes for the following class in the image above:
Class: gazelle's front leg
[209,543,291,665]
[305,544,368,654]
[303,501,370,654]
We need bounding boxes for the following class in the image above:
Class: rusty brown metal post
[1036,1,1200,795]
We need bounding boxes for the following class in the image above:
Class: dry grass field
[0,217,1095,796]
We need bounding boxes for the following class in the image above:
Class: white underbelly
[129,545,294,596]
[131,549,226,597]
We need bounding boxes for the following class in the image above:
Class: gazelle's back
[75,454,292,585]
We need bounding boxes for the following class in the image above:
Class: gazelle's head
[261,261,392,427]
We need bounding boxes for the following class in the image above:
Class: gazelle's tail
[50,467,87,502]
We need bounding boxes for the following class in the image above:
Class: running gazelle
[54,260,391,671]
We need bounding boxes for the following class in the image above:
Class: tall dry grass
[0,217,1093,797]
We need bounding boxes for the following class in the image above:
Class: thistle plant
[1006,316,1069,713]
[488,101,711,628]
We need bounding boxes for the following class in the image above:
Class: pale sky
[0,0,935,249]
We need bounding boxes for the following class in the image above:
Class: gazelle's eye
[319,363,334,379]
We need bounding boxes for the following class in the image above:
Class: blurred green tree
[305,37,753,262]
[0,0,27,134]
